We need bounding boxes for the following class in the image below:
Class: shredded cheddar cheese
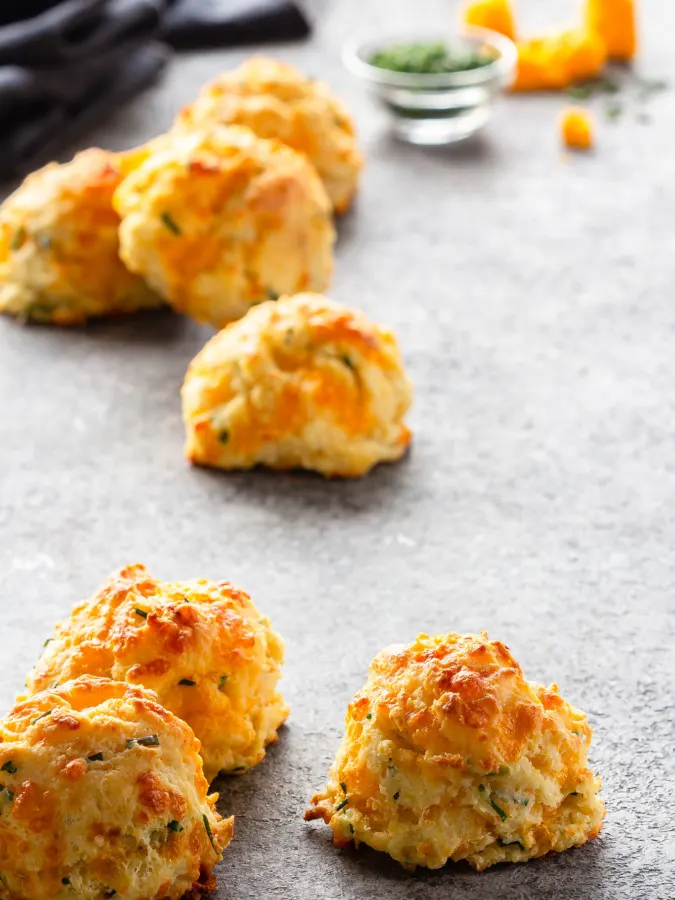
[459,0,516,42]
[585,0,637,61]
[512,28,607,92]
[561,107,594,150]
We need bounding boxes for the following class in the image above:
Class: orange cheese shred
[585,0,637,61]
[460,0,516,41]
[512,28,607,92]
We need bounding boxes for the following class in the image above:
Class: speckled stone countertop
[1,0,674,897]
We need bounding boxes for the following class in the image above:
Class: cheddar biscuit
[114,126,335,328]
[0,149,159,324]
[0,675,231,900]
[306,632,604,870]
[175,56,363,213]
[25,563,288,782]
[181,292,413,477]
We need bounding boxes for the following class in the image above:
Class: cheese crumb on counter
[561,106,594,150]
[585,0,638,61]
[513,29,607,92]
[460,0,516,41]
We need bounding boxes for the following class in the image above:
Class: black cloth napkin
[0,42,170,181]
[161,0,310,50]
[0,0,169,180]
[0,0,311,182]
[0,0,166,66]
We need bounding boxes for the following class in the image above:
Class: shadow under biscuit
[188,445,415,517]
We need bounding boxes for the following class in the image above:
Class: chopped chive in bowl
[369,40,494,74]
[344,28,517,145]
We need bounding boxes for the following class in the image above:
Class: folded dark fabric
[0,2,61,28]
[0,41,169,181]
[0,0,311,183]
[161,0,310,50]
[0,0,166,67]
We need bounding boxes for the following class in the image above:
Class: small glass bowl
[343,28,517,145]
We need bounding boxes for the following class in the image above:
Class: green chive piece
[636,76,668,98]
[218,675,228,689]
[566,75,620,100]
[0,761,17,774]
[339,782,347,794]
[335,798,349,812]
[365,713,372,720]
[218,430,229,444]
[341,355,355,371]
[498,838,525,850]
[489,797,508,821]
[203,814,217,851]
[1,787,15,802]
[167,820,184,832]
[126,734,159,749]
[62,877,71,885]
[232,766,246,773]
[103,890,116,898]
[25,302,56,321]
[160,211,181,235]
[266,289,280,301]
[478,784,486,793]
[349,823,355,834]
[393,791,400,801]
[10,227,26,251]
[600,76,620,94]
[485,765,510,776]
[606,102,622,120]
[566,85,592,100]
[87,752,104,762]
[369,41,493,74]
[134,608,148,619]
[43,638,53,648]
[569,791,580,796]
[179,678,196,686]
[32,709,54,725]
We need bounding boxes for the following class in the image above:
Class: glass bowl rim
[342,27,517,89]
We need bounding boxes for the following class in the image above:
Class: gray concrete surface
[1,0,675,897]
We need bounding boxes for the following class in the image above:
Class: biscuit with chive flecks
[0,149,160,325]
[306,632,604,871]
[181,292,413,478]
[114,125,335,329]
[174,56,363,214]
[24,564,288,782]
[0,675,231,900]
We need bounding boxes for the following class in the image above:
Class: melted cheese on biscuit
[182,292,413,477]
[0,676,231,900]
[306,632,604,870]
[175,56,363,214]
[25,564,288,782]
[114,126,335,328]
[0,149,159,324]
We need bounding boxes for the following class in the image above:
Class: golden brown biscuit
[0,149,159,324]
[25,563,288,782]
[306,632,604,870]
[175,56,363,213]
[113,126,335,328]
[0,675,231,900]
[181,292,413,477]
